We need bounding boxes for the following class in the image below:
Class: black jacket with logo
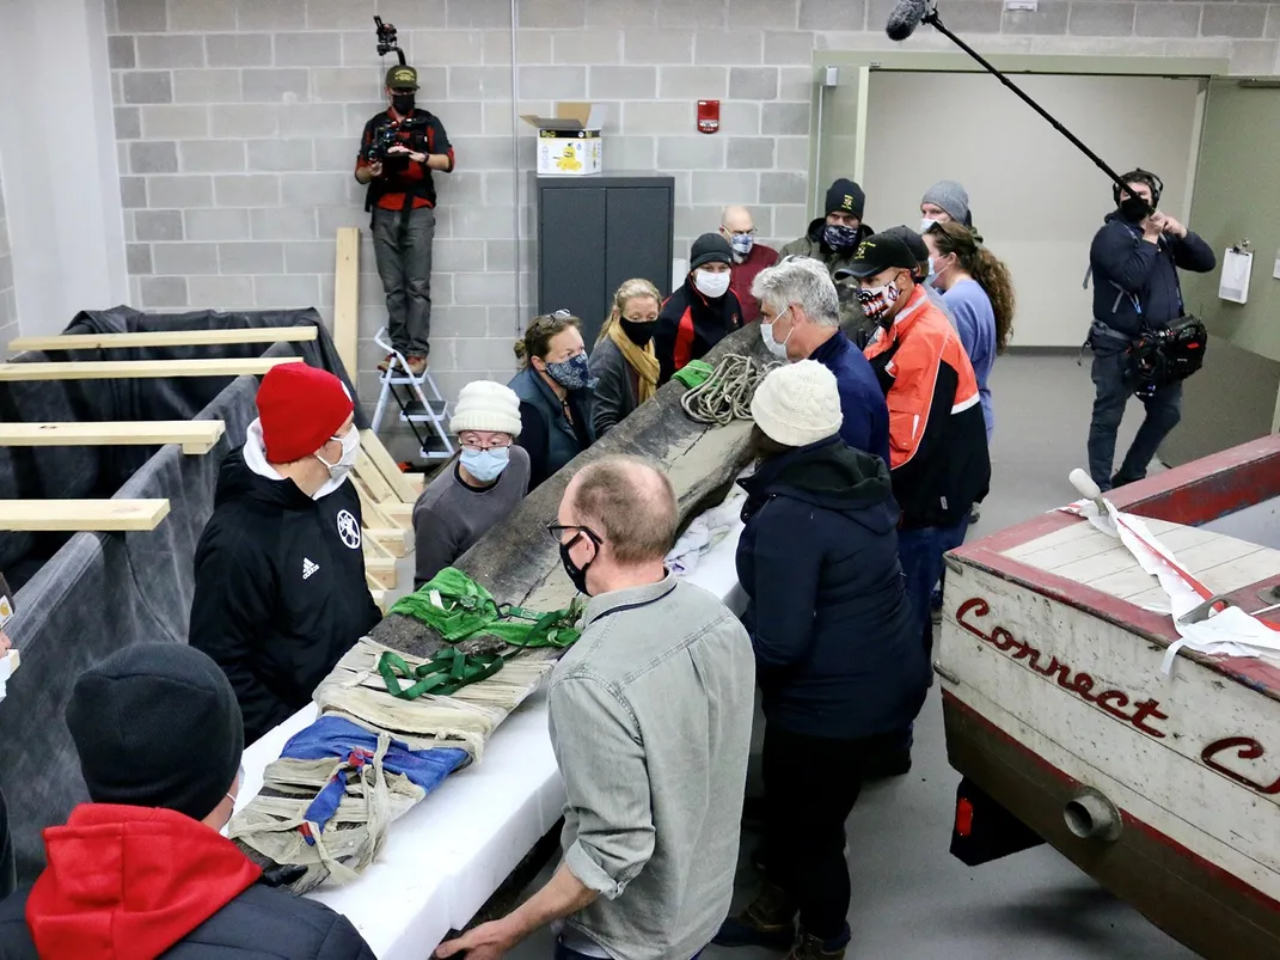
[189,448,381,745]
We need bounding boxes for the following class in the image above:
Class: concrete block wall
[0,166,14,343]
[106,0,1280,430]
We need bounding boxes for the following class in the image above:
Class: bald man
[721,205,779,324]
[438,456,755,960]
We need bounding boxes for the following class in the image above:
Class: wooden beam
[381,500,414,527]
[332,228,360,382]
[368,527,410,558]
[403,472,425,496]
[0,357,302,382]
[0,499,170,531]
[353,479,395,531]
[359,428,420,504]
[0,420,225,455]
[364,533,394,562]
[354,450,396,504]
[364,555,398,590]
[367,579,388,613]
[9,326,318,353]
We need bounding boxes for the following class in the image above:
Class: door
[1162,79,1280,466]
[603,186,671,345]
[538,184,606,337]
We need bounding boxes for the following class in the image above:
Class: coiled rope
[680,354,779,425]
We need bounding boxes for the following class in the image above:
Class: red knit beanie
[256,364,354,464]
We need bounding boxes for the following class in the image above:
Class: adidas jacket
[864,285,990,529]
[189,421,382,745]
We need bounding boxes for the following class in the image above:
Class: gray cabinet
[532,173,675,346]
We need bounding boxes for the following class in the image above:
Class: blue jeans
[554,939,702,960]
[1087,348,1182,492]
[899,517,969,659]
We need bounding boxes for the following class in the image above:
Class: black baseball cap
[386,65,419,90]
[835,233,919,279]
[879,225,929,266]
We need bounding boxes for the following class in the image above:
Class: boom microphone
[885,0,931,41]
[883,0,1148,215]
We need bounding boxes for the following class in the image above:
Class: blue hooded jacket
[736,437,929,739]
[1089,211,1216,340]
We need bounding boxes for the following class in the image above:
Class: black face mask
[392,93,416,114]
[619,318,655,348]
[1119,195,1152,223]
[559,537,594,596]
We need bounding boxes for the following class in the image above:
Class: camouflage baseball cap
[386,64,418,90]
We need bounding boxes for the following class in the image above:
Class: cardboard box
[520,102,606,176]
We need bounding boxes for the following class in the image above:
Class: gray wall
[0,166,14,344]
[105,0,1280,420]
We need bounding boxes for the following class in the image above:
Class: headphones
[1113,169,1163,210]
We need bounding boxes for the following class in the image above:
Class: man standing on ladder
[355,64,455,378]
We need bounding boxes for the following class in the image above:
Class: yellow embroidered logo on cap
[855,241,875,260]
[842,194,854,210]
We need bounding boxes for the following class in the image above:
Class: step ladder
[369,329,454,461]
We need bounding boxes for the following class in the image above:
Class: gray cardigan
[549,575,755,960]
[587,336,638,437]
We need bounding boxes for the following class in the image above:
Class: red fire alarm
[697,99,720,134]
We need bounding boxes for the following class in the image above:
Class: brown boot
[788,927,850,960]
[405,354,428,376]
[376,353,396,373]
[712,883,796,950]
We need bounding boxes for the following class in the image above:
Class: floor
[503,353,1198,960]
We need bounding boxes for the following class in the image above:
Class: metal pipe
[1063,788,1122,842]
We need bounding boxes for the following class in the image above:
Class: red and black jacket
[864,285,990,529]
[653,280,743,385]
[355,108,454,213]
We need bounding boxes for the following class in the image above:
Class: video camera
[374,15,405,64]
[363,115,431,164]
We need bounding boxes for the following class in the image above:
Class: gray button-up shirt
[549,574,755,960]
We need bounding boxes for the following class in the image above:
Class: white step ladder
[369,328,454,461]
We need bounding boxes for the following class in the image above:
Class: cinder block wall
[106,0,1280,425]
[0,166,14,343]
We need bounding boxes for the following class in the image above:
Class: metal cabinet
[532,173,675,346]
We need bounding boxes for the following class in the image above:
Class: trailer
[938,435,1280,960]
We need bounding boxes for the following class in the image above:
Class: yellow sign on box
[520,103,606,177]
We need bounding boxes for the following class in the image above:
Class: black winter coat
[653,280,742,386]
[736,438,929,739]
[189,446,381,745]
[1089,211,1216,339]
[0,882,374,960]
[509,366,596,490]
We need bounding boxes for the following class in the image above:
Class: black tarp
[0,307,359,879]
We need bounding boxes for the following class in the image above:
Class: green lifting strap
[377,648,505,700]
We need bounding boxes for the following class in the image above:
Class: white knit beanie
[450,380,522,437]
[750,360,843,448]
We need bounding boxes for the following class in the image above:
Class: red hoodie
[25,804,262,960]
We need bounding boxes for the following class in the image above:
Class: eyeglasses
[459,435,512,452]
[546,523,602,547]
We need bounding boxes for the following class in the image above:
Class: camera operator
[354,64,454,377]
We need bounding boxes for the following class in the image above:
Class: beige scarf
[608,321,660,404]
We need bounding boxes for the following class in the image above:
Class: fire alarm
[697,100,720,134]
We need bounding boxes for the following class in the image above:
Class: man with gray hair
[753,258,889,464]
[436,455,755,960]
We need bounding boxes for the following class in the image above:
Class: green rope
[377,648,505,700]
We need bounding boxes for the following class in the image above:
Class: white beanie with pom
[750,360,843,448]
[450,380,522,437]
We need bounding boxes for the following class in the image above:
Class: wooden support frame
[367,576,388,613]
[9,326,318,353]
[0,499,170,531]
[381,501,413,527]
[359,428,420,504]
[364,554,398,590]
[0,421,225,455]
[367,527,410,558]
[354,450,396,504]
[333,228,360,382]
[0,357,301,381]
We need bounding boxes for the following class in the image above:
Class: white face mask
[760,307,792,360]
[694,269,731,299]
[921,217,941,233]
[315,428,359,483]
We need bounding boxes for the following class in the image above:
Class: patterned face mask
[856,281,900,322]
[823,223,859,252]
[544,352,591,391]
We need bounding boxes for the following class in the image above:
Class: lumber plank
[0,357,302,382]
[368,579,388,613]
[364,555,399,591]
[332,228,360,382]
[364,534,394,562]
[359,429,419,504]
[368,527,410,558]
[9,326,317,352]
[353,479,395,531]
[402,472,425,495]
[356,476,410,531]
[0,499,170,531]
[354,451,396,504]
[381,501,413,527]
[0,420,225,455]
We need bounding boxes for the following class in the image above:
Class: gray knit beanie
[921,180,971,225]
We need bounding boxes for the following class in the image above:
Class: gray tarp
[0,307,358,879]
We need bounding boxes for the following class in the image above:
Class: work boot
[713,883,797,950]
[405,354,428,377]
[376,353,397,373]
[788,924,851,960]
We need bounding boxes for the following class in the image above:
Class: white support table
[240,523,747,959]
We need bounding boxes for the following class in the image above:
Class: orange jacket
[864,284,990,527]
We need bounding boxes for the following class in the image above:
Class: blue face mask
[544,353,592,391]
[460,446,510,483]
[823,223,859,252]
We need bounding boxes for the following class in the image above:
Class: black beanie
[67,643,243,821]
[824,178,865,219]
[690,232,733,270]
